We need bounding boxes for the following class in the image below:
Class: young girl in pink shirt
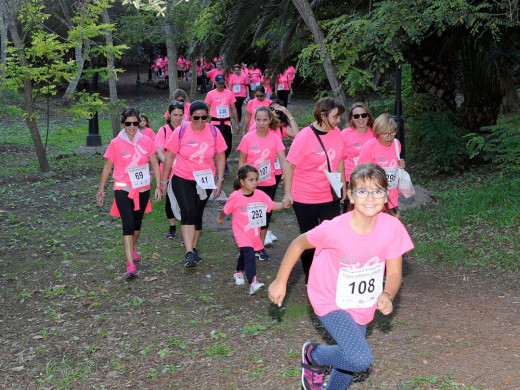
[269,163,414,390]
[138,114,155,141]
[217,165,285,294]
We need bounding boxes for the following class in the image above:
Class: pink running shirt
[206,69,224,83]
[155,124,175,180]
[248,68,262,83]
[286,126,344,204]
[228,73,249,98]
[223,189,275,251]
[237,130,285,186]
[341,126,375,179]
[163,123,227,181]
[140,127,156,141]
[205,89,236,125]
[306,211,414,325]
[357,138,401,209]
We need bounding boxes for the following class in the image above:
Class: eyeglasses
[256,94,265,98]
[124,121,140,127]
[192,115,208,121]
[381,129,397,137]
[352,188,388,199]
[171,101,184,106]
[352,113,368,119]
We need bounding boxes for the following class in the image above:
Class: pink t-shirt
[140,127,156,141]
[248,68,262,83]
[246,98,273,128]
[177,58,186,70]
[223,189,275,251]
[306,211,414,325]
[286,126,344,204]
[197,64,204,77]
[341,126,375,179]
[272,127,284,175]
[104,133,157,189]
[261,77,272,94]
[207,69,224,83]
[237,130,285,186]
[228,73,249,98]
[205,89,236,124]
[155,124,175,180]
[164,123,227,181]
[276,73,291,91]
[285,66,295,81]
[357,138,401,209]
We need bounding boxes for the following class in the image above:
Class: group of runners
[96,79,414,389]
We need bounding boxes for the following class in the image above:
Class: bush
[466,116,520,176]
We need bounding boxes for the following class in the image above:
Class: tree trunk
[6,6,51,172]
[165,1,179,100]
[189,50,197,99]
[0,2,7,77]
[291,0,348,121]
[102,8,120,138]
[62,41,87,102]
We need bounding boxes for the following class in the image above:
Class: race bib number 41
[247,202,267,228]
[193,169,216,189]
[128,164,150,188]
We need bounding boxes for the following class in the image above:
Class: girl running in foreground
[268,163,414,390]
[217,165,287,294]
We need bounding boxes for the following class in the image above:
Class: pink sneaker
[133,247,141,263]
[126,262,137,279]
[301,342,325,390]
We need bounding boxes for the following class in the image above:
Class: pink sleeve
[236,134,249,154]
[103,139,117,162]
[223,193,236,215]
[306,218,334,251]
[286,131,307,166]
[246,100,253,114]
[356,142,372,165]
[275,136,285,153]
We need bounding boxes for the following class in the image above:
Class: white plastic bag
[394,139,415,198]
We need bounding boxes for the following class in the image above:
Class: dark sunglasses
[192,115,208,121]
[269,107,281,115]
[171,101,184,106]
[353,113,368,119]
[255,94,265,98]
[124,121,140,127]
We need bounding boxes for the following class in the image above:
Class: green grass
[400,375,480,389]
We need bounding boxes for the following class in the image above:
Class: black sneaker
[192,248,202,264]
[184,251,197,268]
[255,249,270,261]
[301,342,325,390]
[166,225,176,239]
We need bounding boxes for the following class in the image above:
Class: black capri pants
[172,175,212,230]
[292,200,340,283]
[114,189,150,236]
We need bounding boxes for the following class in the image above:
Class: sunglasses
[255,94,265,98]
[192,115,208,121]
[269,107,281,115]
[124,121,140,127]
[171,101,184,106]
[353,113,368,119]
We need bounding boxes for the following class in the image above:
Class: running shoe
[184,251,197,268]
[264,232,273,247]
[126,262,137,279]
[133,247,141,263]
[233,271,245,285]
[166,225,176,239]
[301,342,325,390]
[192,248,202,264]
[249,276,264,295]
[255,249,270,261]
[268,230,278,241]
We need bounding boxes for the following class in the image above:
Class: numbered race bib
[383,167,399,190]
[128,164,150,189]
[216,105,230,119]
[336,261,384,309]
[324,170,342,198]
[247,202,267,228]
[233,84,241,93]
[277,83,285,90]
[193,169,217,190]
[274,156,281,170]
[257,160,271,183]
[197,70,203,76]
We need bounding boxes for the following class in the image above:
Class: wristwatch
[215,176,225,182]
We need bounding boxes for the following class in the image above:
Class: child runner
[96,108,162,278]
[217,165,286,294]
[269,163,414,390]
[138,114,155,141]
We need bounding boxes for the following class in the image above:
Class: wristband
[160,180,168,184]
[215,176,224,182]
[382,291,393,301]
[289,117,295,121]
[156,186,162,190]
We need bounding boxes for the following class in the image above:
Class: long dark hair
[269,98,289,126]
[233,165,258,190]
[166,102,185,124]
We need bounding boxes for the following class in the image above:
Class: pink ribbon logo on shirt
[318,148,336,171]
[254,149,271,166]
[190,142,208,164]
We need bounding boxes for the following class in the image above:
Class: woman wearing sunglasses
[341,102,375,212]
[357,113,405,212]
[96,108,162,279]
[243,86,272,134]
[160,101,227,268]
[155,101,186,239]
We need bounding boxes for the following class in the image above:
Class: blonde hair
[372,113,397,138]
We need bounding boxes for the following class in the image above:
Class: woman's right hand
[268,280,286,307]
[282,193,293,208]
[96,192,105,207]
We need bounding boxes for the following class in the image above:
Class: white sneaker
[233,271,245,285]
[264,233,273,247]
[249,277,264,295]
[268,230,277,241]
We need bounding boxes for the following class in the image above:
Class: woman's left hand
[398,159,406,169]
[213,180,223,199]
[341,182,348,202]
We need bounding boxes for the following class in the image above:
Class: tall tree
[102,6,120,138]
